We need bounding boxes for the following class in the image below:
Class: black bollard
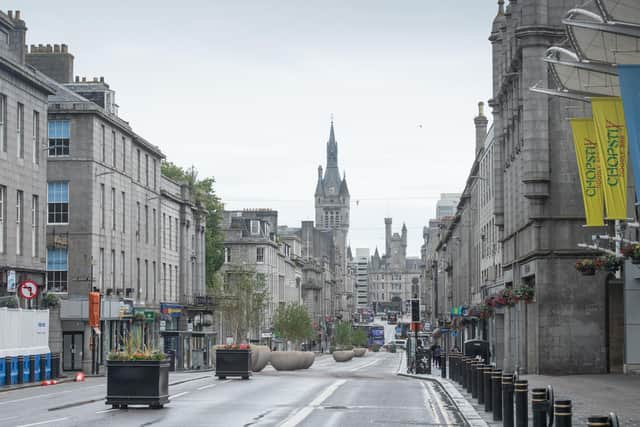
[478,366,489,405]
[502,372,515,427]
[554,400,572,427]
[532,388,548,427]
[514,379,528,427]
[484,367,493,412]
[451,353,457,382]
[587,416,610,426]
[472,362,481,398]
[492,369,503,421]
[465,359,472,392]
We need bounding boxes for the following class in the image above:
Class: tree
[334,321,353,349]
[216,268,268,342]
[351,328,368,348]
[160,161,225,289]
[273,303,314,349]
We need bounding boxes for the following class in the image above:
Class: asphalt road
[0,351,464,427]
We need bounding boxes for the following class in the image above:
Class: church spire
[327,120,338,169]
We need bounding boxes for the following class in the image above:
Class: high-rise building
[353,248,370,309]
[435,193,461,219]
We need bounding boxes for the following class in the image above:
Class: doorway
[63,332,84,371]
[606,278,624,373]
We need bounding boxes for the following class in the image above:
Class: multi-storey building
[0,11,53,307]
[27,44,207,372]
[436,194,461,219]
[369,218,422,314]
[352,248,369,309]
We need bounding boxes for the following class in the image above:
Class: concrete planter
[250,346,271,372]
[332,350,355,362]
[300,352,315,369]
[353,348,367,358]
[270,352,304,371]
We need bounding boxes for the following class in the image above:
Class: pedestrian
[433,345,442,368]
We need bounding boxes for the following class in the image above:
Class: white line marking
[0,416,18,422]
[197,384,216,390]
[278,379,346,427]
[17,417,69,427]
[169,391,189,400]
[349,359,379,372]
[0,391,72,406]
[95,408,118,414]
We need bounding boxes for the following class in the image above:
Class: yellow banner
[570,118,605,226]
[591,97,628,220]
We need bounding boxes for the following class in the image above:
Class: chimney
[25,42,75,84]
[474,101,488,157]
[385,218,392,257]
[14,10,20,20]
[7,11,13,19]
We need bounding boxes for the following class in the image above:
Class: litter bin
[51,353,60,378]
[7,357,18,385]
[41,353,51,380]
[0,357,5,386]
[30,354,41,382]
[463,339,490,363]
[415,349,431,374]
[18,356,30,384]
[167,350,176,372]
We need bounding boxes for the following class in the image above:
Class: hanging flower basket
[513,286,535,304]
[621,244,640,264]
[601,255,622,273]
[575,259,597,275]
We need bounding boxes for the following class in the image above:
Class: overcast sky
[18,0,497,256]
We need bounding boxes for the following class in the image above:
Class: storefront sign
[119,299,134,318]
[160,303,183,318]
[160,320,166,331]
[187,322,193,332]
[7,270,16,292]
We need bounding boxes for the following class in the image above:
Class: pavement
[0,351,467,427]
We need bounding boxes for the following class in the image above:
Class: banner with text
[570,118,605,226]
[618,65,640,204]
[591,97,628,220]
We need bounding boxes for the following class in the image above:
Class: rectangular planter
[215,349,251,379]
[106,359,169,408]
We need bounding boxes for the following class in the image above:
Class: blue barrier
[20,356,30,383]
[43,353,51,380]
[9,357,18,385]
[0,358,5,386]
[31,355,41,382]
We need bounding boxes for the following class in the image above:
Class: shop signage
[7,270,16,292]
[119,299,134,318]
[160,303,182,318]
[187,322,193,332]
[160,320,166,331]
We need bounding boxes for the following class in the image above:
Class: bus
[354,324,385,347]
[387,312,398,324]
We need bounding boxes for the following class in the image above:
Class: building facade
[0,11,53,308]
[352,248,369,309]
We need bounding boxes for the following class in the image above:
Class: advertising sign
[7,270,16,292]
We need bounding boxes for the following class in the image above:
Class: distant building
[352,248,369,309]
[436,193,461,219]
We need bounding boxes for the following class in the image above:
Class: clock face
[328,186,335,194]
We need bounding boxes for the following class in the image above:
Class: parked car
[385,339,407,350]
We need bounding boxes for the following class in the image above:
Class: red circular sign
[18,280,39,300]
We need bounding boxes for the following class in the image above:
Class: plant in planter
[332,322,355,362]
[41,293,59,309]
[351,328,368,357]
[215,343,252,379]
[601,255,623,273]
[575,259,598,275]
[513,286,535,304]
[621,244,640,263]
[106,333,169,409]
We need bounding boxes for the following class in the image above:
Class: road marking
[0,391,72,406]
[0,416,18,422]
[169,391,189,400]
[421,381,453,426]
[17,418,69,427]
[349,359,379,372]
[95,408,118,414]
[278,379,346,427]
[197,384,216,390]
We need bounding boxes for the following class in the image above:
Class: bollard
[478,365,489,405]
[587,416,610,426]
[491,369,503,421]
[554,400,572,427]
[441,350,447,378]
[464,359,471,392]
[483,366,493,412]
[514,379,528,427]
[532,388,548,427]
[450,353,457,382]
[472,362,481,398]
[502,372,515,427]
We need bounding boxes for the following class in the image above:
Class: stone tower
[314,121,350,318]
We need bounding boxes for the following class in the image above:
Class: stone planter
[300,352,315,369]
[353,348,367,358]
[250,346,271,372]
[106,359,169,409]
[216,349,251,379]
[332,350,354,362]
[270,352,305,371]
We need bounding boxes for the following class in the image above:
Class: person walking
[433,345,442,369]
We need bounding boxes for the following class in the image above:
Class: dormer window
[250,220,260,235]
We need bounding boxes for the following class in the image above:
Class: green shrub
[351,328,368,348]
[371,344,381,352]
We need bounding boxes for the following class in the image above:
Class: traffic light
[411,299,420,322]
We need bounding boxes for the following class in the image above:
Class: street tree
[334,321,353,349]
[351,328,368,348]
[216,268,268,343]
[273,303,314,350]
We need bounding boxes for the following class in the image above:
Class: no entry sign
[18,280,39,300]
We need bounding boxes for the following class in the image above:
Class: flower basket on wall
[601,255,622,273]
[575,259,597,275]
[513,286,535,304]
[621,244,640,264]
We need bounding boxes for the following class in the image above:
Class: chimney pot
[14,10,20,20]
[100,76,104,83]
[478,101,485,117]
[82,77,86,82]
[75,76,79,82]
[7,11,13,19]
[46,44,52,53]
[38,44,44,50]
[61,44,68,53]
[93,77,98,82]
[54,44,61,53]
[30,44,36,52]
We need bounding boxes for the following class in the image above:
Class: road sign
[439,328,449,333]
[18,280,39,300]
